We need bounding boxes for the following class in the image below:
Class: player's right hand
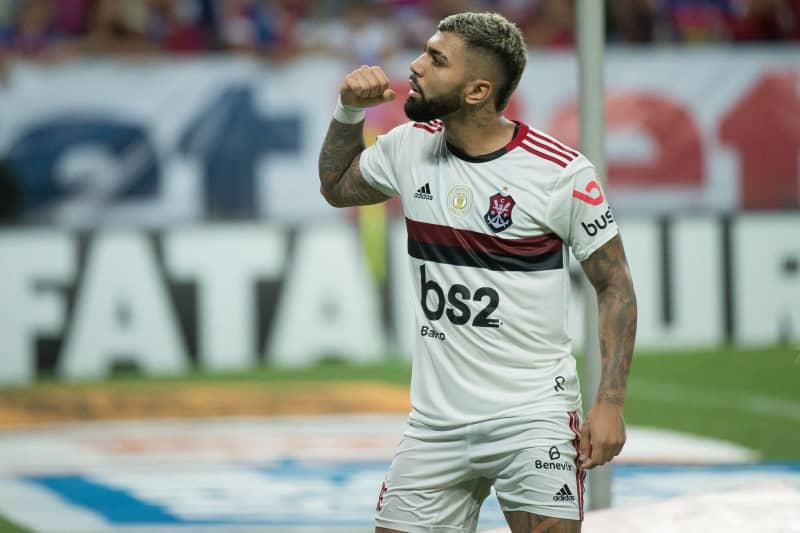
[340,65,396,108]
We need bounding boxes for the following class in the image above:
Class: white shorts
[374,411,585,533]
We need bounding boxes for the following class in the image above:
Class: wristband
[333,96,366,124]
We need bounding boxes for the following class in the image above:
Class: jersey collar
[445,121,530,163]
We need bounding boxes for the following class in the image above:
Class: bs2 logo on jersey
[419,266,501,328]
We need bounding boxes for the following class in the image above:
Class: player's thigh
[503,511,581,533]
[375,429,491,533]
[376,478,490,533]
[492,412,585,523]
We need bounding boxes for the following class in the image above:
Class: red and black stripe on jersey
[407,218,563,272]
[413,120,579,168]
[412,119,444,134]
[518,128,579,168]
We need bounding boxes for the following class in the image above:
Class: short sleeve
[359,123,406,197]
[545,162,618,262]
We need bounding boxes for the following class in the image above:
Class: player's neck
[442,113,516,159]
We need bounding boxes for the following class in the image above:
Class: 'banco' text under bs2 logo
[581,207,615,237]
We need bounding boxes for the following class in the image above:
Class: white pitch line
[628,379,800,422]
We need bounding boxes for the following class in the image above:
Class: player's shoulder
[410,118,444,135]
[381,119,444,136]
[377,120,443,158]
[377,120,442,147]
[512,122,590,173]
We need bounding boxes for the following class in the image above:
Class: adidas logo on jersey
[414,183,433,200]
[553,484,576,502]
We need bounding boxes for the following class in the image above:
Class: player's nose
[409,55,424,77]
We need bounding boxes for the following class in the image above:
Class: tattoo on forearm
[318,118,388,207]
[582,235,638,405]
[319,119,364,187]
[596,391,626,406]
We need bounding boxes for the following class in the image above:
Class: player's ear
[464,79,493,107]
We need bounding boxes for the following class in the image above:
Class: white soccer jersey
[360,119,618,427]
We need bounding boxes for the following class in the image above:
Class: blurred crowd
[0,0,799,67]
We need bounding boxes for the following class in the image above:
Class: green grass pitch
[93,344,800,460]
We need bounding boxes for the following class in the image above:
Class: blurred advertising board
[0,48,798,227]
[0,214,798,383]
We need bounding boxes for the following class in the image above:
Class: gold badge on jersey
[447,185,473,216]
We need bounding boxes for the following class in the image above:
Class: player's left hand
[578,402,626,469]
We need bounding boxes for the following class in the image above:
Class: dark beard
[404,91,462,122]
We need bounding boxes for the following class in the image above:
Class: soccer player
[318,12,637,533]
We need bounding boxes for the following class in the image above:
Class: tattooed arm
[577,234,638,469]
[318,65,396,208]
[583,234,637,406]
[318,120,389,207]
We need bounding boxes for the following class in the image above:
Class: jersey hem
[408,400,584,430]
[573,227,619,263]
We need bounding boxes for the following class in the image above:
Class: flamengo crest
[484,193,515,233]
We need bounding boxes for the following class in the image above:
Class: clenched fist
[340,65,396,108]
[579,402,626,469]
